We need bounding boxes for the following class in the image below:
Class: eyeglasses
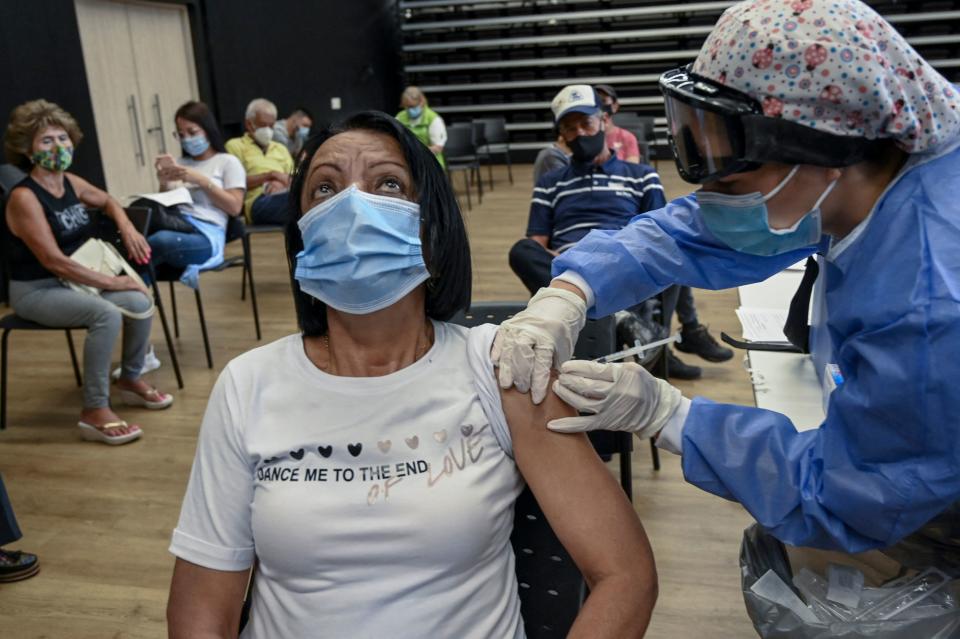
[171,130,203,140]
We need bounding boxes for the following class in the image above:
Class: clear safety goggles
[660,66,762,184]
[659,65,886,184]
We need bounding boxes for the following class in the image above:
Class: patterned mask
[31,145,73,172]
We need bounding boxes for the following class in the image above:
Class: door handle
[147,94,167,154]
[128,94,146,166]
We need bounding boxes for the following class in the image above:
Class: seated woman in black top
[2,99,173,445]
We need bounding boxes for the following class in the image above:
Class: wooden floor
[0,163,757,638]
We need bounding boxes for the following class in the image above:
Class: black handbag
[129,197,197,235]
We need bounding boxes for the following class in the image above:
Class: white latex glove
[549,360,682,439]
[491,287,587,404]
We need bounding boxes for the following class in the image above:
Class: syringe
[593,333,682,364]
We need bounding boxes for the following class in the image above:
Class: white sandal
[118,387,173,410]
[77,420,142,445]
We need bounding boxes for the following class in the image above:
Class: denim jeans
[0,474,22,547]
[250,192,292,226]
[148,230,213,269]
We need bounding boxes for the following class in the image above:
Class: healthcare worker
[492,0,960,555]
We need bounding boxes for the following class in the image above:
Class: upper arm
[528,177,556,235]
[429,116,447,145]
[168,367,256,633]
[222,157,247,215]
[65,173,109,208]
[280,147,294,173]
[500,384,656,588]
[639,172,666,211]
[625,133,640,159]
[168,558,249,639]
[4,188,68,266]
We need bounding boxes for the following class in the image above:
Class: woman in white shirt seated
[166,111,657,638]
[149,101,245,287]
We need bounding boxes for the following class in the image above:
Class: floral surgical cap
[691,0,960,153]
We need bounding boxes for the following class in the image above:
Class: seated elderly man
[509,85,706,379]
[273,107,314,157]
[226,98,294,225]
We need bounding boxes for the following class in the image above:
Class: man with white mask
[226,97,294,225]
[492,0,960,560]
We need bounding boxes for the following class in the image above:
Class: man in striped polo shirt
[509,84,712,379]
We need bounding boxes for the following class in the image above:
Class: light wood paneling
[75,0,199,198]
[127,1,199,163]
[0,163,758,638]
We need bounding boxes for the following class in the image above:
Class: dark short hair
[173,101,226,155]
[286,110,471,336]
[290,106,314,122]
[594,84,618,102]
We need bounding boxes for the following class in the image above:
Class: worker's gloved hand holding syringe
[491,282,687,444]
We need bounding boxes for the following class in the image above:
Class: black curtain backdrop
[0,0,106,186]
[204,0,403,135]
[0,0,403,189]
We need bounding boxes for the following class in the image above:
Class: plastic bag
[740,524,960,638]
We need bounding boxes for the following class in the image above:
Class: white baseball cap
[551,85,601,123]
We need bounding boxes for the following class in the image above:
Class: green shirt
[396,107,446,168]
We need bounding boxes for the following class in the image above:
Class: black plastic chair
[444,122,483,211]
[0,315,82,430]
[215,215,272,342]
[612,113,658,167]
[237,221,282,341]
[474,116,514,187]
[0,164,28,307]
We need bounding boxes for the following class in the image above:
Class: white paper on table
[128,186,193,208]
[786,259,807,271]
[736,307,790,343]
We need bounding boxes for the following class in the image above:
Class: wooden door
[75,0,152,197]
[126,1,199,168]
[75,0,199,199]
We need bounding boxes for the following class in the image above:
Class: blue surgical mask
[407,106,423,120]
[181,134,210,157]
[696,166,837,256]
[295,185,430,314]
[297,126,310,140]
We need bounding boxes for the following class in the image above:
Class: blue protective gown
[552,141,960,553]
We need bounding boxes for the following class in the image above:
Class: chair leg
[462,171,472,210]
[194,289,213,369]
[619,433,634,501]
[240,233,250,301]
[65,330,82,387]
[151,280,184,389]
[1,329,9,430]
[169,281,179,338]
[505,148,514,184]
[241,259,248,301]
[243,234,262,341]
[649,438,661,472]
[487,161,494,192]
[475,163,484,204]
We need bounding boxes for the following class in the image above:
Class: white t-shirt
[170,321,526,639]
[179,153,246,228]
